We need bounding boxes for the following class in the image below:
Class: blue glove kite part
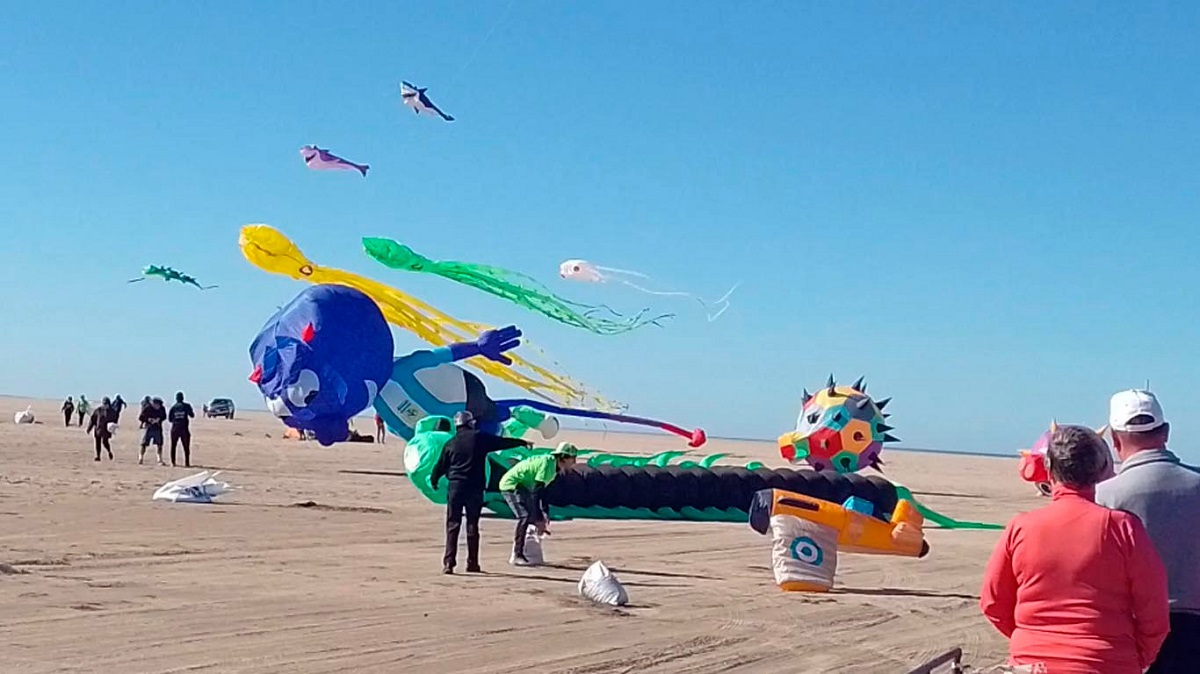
[374,326,534,440]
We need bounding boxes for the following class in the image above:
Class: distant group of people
[981,389,1200,674]
[64,392,196,466]
[62,394,125,461]
[429,410,577,574]
[61,395,91,427]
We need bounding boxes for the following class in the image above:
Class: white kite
[13,406,34,424]
[153,471,234,504]
[558,259,738,322]
[400,81,455,121]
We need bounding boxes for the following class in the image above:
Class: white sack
[522,526,545,565]
[578,560,628,606]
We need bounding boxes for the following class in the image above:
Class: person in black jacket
[430,411,531,574]
[112,395,127,422]
[168,392,195,467]
[138,397,168,465]
[85,397,119,461]
[61,397,75,427]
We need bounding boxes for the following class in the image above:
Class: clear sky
[2,2,1198,460]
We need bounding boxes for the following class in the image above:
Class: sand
[0,397,1037,673]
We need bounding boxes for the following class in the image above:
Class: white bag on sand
[578,560,628,606]
[153,471,234,504]
[522,526,545,565]
[14,407,35,424]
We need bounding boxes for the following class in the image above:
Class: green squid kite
[361,237,671,335]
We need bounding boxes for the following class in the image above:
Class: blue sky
[2,2,1198,459]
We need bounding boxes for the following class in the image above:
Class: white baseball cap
[1109,389,1165,433]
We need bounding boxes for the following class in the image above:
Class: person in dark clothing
[168,391,195,467]
[85,397,118,461]
[430,411,531,574]
[112,395,127,422]
[62,397,75,427]
[138,396,151,427]
[139,397,168,465]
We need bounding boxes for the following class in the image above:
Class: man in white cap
[1096,389,1200,674]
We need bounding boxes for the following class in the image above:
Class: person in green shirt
[499,441,578,565]
[76,396,90,427]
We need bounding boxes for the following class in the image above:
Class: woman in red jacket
[981,424,1169,674]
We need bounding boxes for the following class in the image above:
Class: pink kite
[300,145,369,177]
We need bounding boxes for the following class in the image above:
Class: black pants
[64,411,73,427]
[77,411,85,425]
[93,435,112,459]
[502,488,542,559]
[443,484,483,570]
[1148,612,1200,674]
[170,429,191,466]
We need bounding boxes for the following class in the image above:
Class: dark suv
[205,398,236,419]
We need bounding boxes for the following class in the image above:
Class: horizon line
[1,393,1016,460]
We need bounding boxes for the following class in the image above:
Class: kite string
[616,279,694,299]
[615,278,737,321]
[599,266,739,322]
[595,265,652,280]
[445,0,517,94]
[700,282,739,321]
[711,282,740,306]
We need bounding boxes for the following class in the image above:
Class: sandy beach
[0,396,1038,673]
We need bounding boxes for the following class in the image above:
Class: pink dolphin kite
[300,145,369,177]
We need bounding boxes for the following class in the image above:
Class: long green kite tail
[894,485,1005,531]
[362,237,672,335]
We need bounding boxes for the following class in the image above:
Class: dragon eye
[807,412,820,424]
[287,369,320,407]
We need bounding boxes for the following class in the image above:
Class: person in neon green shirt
[499,442,577,565]
[76,396,91,427]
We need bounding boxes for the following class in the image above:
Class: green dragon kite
[127,265,217,290]
[403,415,1002,529]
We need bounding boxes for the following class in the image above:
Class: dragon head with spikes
[778,375,895,473]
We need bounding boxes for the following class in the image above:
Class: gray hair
[1046,425,1111,488]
